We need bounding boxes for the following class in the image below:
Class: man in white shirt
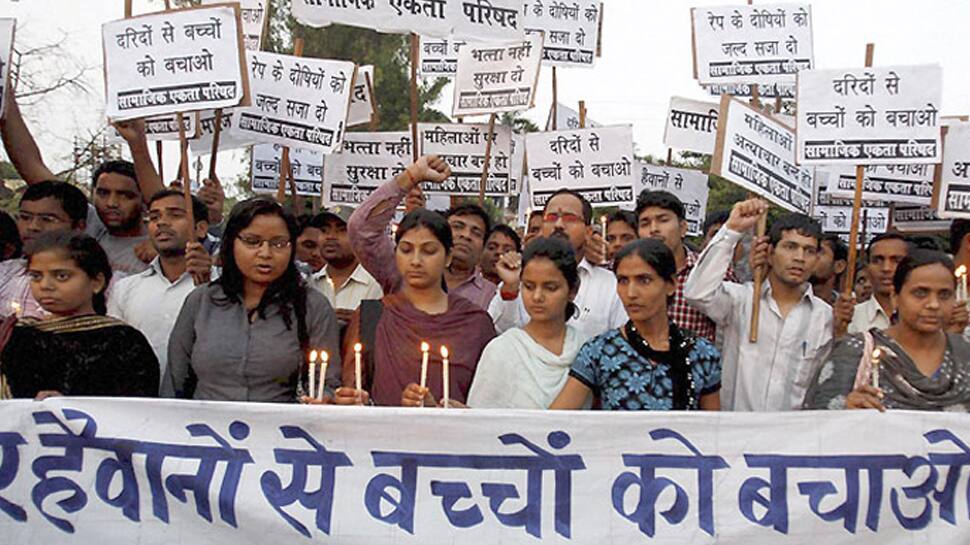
[844,233,909,335]
[489,188,627,339]
[107,190,213,383]
[310,206,383,324]
[684,199,833,411]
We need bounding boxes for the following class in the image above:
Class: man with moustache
[311,206,383,326]
[443,204,497,309]
[845,234,910,335]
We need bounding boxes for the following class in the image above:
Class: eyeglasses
[18,211,70,226]
[543,212,583,224]
[238,235,292,251]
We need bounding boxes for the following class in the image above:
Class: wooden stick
[176,112,191,212]
[748,203,768,343]
[208,108,223,180]
[551,67,558,130]
[365,71,380,131]
[578,100,586,128]
[277,38,305,203]
[774,96,782,115]
[156,140,164,183]
[478,113,497,206]
[124,0,132,17]
[843,43,876,297]
[750,84,762,110]
[666,148,673,166]
[409,33,420,163]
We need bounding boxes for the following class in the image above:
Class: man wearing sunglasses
[488,189,627,339]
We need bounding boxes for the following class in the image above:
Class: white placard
[813,191,889,244]
[712,96,813,213]
[292,0,524,42]
[893,204,952,233]
[821,163,935,205]
[0,18,15,119]
[938,122,970,219]
[251,143,324,196]
[346,65,376,128]
[544,102,602,131]
[663,96,720,154]
[107,113,197,144]
[202,0,267,51]
[526,125,636,208]
[323,131,413,206]
[190,108,256,153]
[691,4,814,85]
[101,5,248,120]
[419,36,467,77]
[796,65,943,165]
[419,122,513,196]
[705,82,795,99]
[635,162,710,236]
[523,0,602,67]
[510,133,525,193]
[453,33,543,117]
[234,51,355,153]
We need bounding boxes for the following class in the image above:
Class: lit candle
[956,265,968,302]
[871,348,882,390]
[9,301,21,318]
[441,346,450,409]
[419,341,430,401]
[354,343,363,399]
[308,350,318,401]
[317,351,329,401]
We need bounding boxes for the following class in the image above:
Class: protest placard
[323,131,413,206]
[523,0,601,67]
[452,33,543,117]
[102,5,249,120]
[107,113,196,144]
[510,133,525,193]
[189,108,254,153]
[418,36,467,77]
[545,102,601,131]
[292,0,524,42]
[234,51,355,153]
[346,65,376,128]
[821,163,934,205]
[893,204,952,233]
[527,125,636,208]
[796,64,943,165]
[0,18,14,119]
[202,0,267,51]
[813,190,889,245]
[251,143,324,197]
[711,95,813,213]
[636,162,709,236]
[691,4,814,85]
[705,82,795,99]
[419,122,513,196]
[663,96,719,154]
[937,122,970,219]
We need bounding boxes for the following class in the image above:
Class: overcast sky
[3,0,969,189]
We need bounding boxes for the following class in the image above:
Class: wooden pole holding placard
[409,33,420,163]
[551,67,558,130]
[277,38,305,203]
[746,76,769,343]
[156,141,164,183]
[843,43,876,298]
[124,0,132,18]
[578,100,586,128]
[666,148,673,166]
[478,113,497,206]
[365,71,380,130]
[208,109,223,180]
[177,113,191,212]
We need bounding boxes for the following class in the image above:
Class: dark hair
[148,189,208,224]
[307,212,331,230]
[25,232,112,315]
[395,208,454,253]
[487,224,522,253]
[606,210,638,233]
[92,160,137,190]
[821,234,848,262]
[21,181,89,226]
[867,232,908,255]
[217,198,309,353]
[447,203,492,235]
[950,219,970,256]
[768,213,822,247]
[522,237,580,320]
[0,210,23,260]
[528,209,544,223]
[612,238,677,284]
[544,188,593,225]
[703,209,731,236]
[635,189,685,221]
[893,249,955,294]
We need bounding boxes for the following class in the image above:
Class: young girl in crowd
[805,250,970,412]
[466,237,588,409]
[551,239,722,411]
[165,198,341,403]
[1,232,158,399]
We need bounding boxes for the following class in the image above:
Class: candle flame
[10,301,20,314]
[872,348,882,360]
[309,350,318,363]
[354,342,363,353]
[440,346,449,359]
[956,265,967,277]
[321,350,329,362]
[421,341,430,352]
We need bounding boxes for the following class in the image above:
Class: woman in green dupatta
[1,232,158,399]
[805,249,970,412]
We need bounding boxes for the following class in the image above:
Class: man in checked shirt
[635,190,736,343]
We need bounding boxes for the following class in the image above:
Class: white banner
[323,131,413,206]
[796,65,943,165]
[636,162,710,237]
[523,0,602,67]
[691,4,814,85]
[419,122,513,196]
[418,36,467,77]
[892,204,952,233]
[527,125,636,208]
[0,18,15,119]
[452,33,543,117]
[347,65,376,128]
[251,143,324,197]
[235,51,355,153]
[202,0,267,51]
[712,96,813,213]
[938,122,970,219]
[664,96,720,154]
[101,5,249,120]
[544,102,602,131]
[3,399,970,544]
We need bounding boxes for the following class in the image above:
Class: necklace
[625,321,698,410]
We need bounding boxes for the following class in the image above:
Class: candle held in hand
[308,350,318,401]
[871,348,881,390]
[318,351,329,401]
[441,345,450,409]
[420,341,430,407]
[354,343,363,400]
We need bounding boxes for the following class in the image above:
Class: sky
[2,0,970,192]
